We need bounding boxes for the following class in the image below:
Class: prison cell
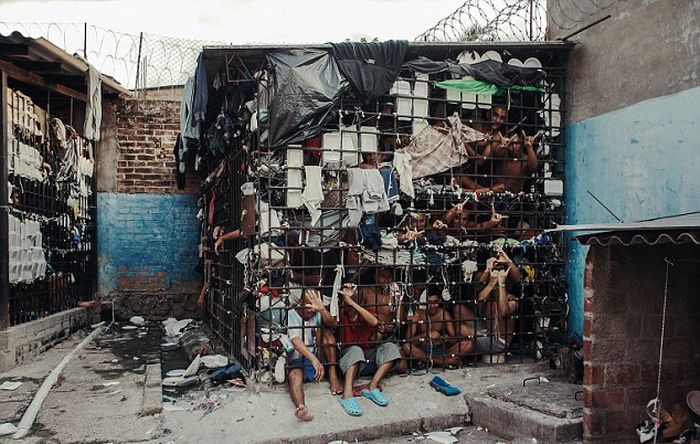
[196,43,571,381]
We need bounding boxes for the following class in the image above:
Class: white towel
[301,165,324,227]
[330,264,345,320]
[393,151,415,198]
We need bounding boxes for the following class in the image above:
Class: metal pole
[135,32,144,91]
[83,22,88,60]
[529,0,534,41]
[0,70,10,329]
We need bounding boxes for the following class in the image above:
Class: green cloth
[434,79,545,96]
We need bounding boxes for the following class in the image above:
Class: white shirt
[287,309,321,360]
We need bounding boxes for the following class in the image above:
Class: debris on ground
[0,381,22,391]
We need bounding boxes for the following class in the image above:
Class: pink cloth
[399,113,485,180]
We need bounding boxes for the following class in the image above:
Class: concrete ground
[0,324,583,444]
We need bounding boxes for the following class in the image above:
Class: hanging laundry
[301,165,324,226]
[397,113,485,180]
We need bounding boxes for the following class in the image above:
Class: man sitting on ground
[401,287,473,368]
[286,288,337,421]
[336,283,403,416]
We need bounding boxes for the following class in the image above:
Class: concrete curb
[252,411,470,444]
[141,363,163,416]
[465,393,582,443]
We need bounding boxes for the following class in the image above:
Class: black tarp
[460,59,545,87]
[405,57,546,87]
[267,50,348,148]
[330,40,408,103]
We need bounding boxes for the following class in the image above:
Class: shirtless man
[491,130,541,193]
[454,105,509,193]
[401,289,474,367]
[453,248,520,352]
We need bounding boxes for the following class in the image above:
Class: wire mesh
[198,47,570,382]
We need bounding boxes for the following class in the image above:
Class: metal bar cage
[201,47,569,381]
[2,80,97,327]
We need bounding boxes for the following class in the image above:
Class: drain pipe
[12,325,103,439]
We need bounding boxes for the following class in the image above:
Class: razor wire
[415,0,547,43]
[0,22,225,91]
[415,0,617,42]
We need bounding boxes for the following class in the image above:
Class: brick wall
[97,97,202,320]
[115,99,198,194]
[582,244,700,443]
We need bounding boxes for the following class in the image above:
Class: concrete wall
[547,0,700,337]
[96,96,201,320]
[582,243,700,443]
[0,308,97,371]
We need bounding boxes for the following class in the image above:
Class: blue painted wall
[565,86,700,337]
[97,193,201,298]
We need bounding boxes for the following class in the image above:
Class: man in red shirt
[336,283,402,416]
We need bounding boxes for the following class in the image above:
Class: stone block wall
[582,243,700,443]
[0,308,97,371]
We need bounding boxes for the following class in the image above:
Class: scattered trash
[106,390,122,396]
[166,369,186,377]
[0,381,22,391]
[162,376,199,387]
[200,355,228,369]
[122,325,138,330]
[208,363,243,386]
[531,438,538,443]
[163,318,193,338]
[163,403,187,412]
[328,441,349,444]
[425,431,458,444]
[182,354,201,378]
[102,381,120,387]
[0,423,17,436]
[477,426,483,431]
[110,359,119,364]
[161,342,179,351]
[129,316,145,326]
[445,427,463,435]
[539,377,549,383]
[133,357,140,361]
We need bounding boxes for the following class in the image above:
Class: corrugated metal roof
[0,30,130,97]
[547,212,700,247]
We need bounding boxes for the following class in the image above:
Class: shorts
[288,357,317,382]
[474,330,507,355]
[411,341,450,357]
[338,342,402,377]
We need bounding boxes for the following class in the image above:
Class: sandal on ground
[361,388,390,406]
[429,375,462,396]
[338,396,363,416]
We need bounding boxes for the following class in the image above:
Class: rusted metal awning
[546,212,700,246]
[0,31,130,100]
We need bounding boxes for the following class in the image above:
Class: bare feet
[329,380,343,396]
[295,404,314,421]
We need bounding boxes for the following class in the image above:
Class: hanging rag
[392,151,415,198]
[83,64,102,141]
[330,263,345,320]
[346,168,365,227]
[398,113,485,180]
[301,165,324,226]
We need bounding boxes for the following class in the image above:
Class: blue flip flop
[362,388,390,406]
[339,396,363,416]
[429,375,462,396]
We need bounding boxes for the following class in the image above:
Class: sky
[0,0,467,43]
